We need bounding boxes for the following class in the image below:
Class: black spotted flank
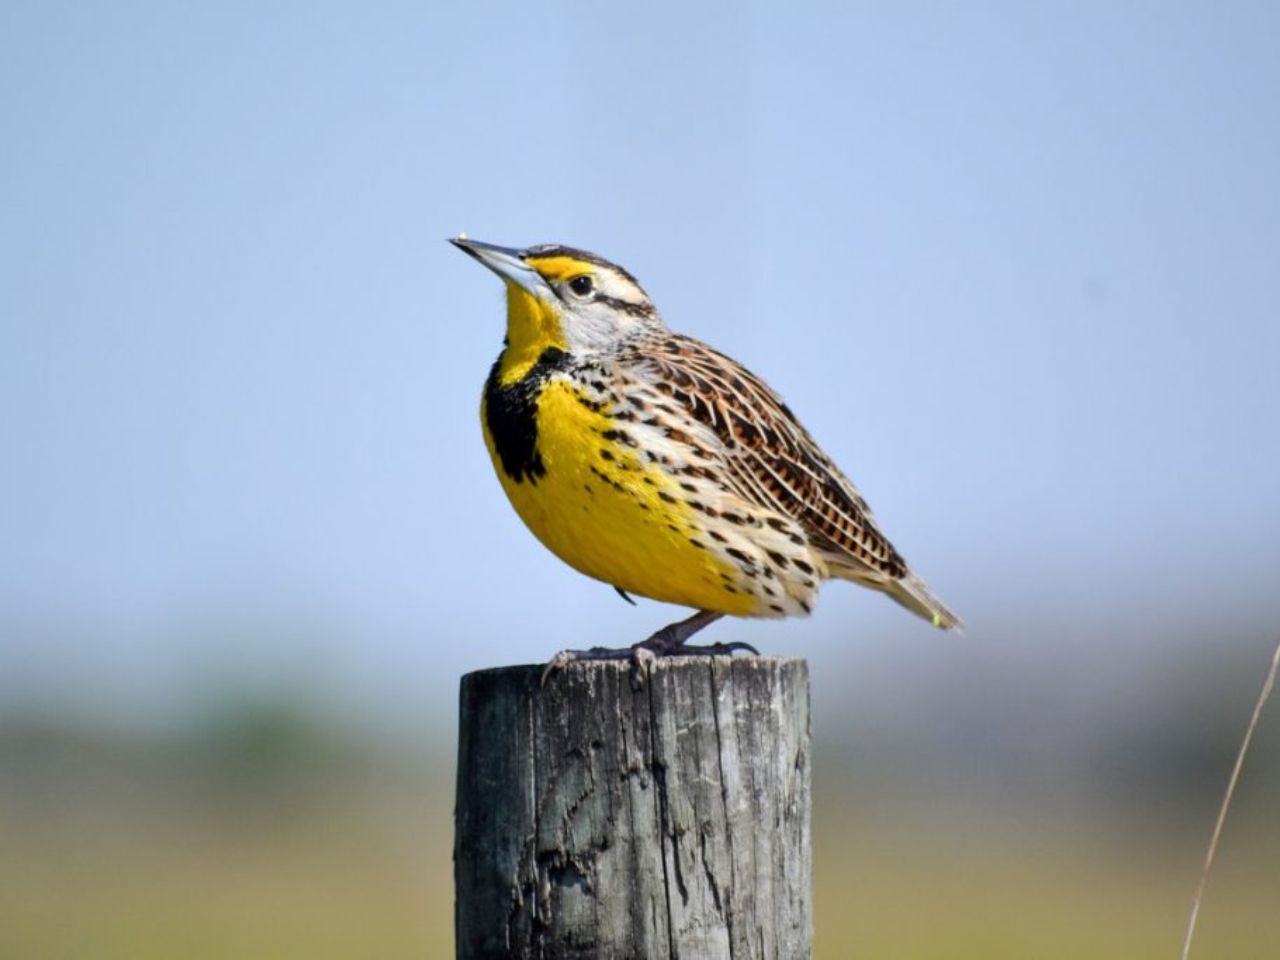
[484,347,572,484]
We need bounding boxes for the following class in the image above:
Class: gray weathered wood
[454,656,811,960]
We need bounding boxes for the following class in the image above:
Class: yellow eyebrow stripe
[525,256,594,281]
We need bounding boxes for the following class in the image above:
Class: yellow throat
[495,283,565,385]
[492,253,594,385]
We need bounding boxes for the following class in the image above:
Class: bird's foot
[642,638,760,658]
[540,611,756,687]
[540,644,638,686]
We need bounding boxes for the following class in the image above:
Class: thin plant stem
[1179,633,1280,960]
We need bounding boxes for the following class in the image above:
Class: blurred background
[3,1,1279,956]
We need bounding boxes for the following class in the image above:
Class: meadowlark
[452,237,960,666]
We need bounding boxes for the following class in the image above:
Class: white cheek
[563,305,630,353]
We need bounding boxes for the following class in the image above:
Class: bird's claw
[540,649,579,687]
[687,640,760,657]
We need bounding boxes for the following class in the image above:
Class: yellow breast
[481,376,758,616]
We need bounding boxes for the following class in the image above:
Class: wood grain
[455,657,811,960]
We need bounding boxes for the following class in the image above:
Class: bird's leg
[541,610,758,685]
[633,610,759,657]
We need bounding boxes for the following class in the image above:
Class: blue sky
[2,2,1278,730]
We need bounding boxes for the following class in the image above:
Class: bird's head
[452,237,662,378]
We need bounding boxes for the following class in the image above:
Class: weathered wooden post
[454,656,811,960]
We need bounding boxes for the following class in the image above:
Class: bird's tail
[885,570,963,632]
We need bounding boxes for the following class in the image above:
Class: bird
[451,237,960,667]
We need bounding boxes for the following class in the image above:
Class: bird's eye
[568,275,594,297]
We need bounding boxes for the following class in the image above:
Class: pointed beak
[450,237,549,297]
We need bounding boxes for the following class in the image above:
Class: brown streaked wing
[629,335,908,579]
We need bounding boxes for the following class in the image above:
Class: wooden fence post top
[460,653,808,686]
[455,655,812,960]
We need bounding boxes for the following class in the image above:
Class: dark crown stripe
[524,244,643,287]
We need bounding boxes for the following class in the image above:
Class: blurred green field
[0,721,453,959]
[3,714,1277,959]
[813,805,1280,959]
